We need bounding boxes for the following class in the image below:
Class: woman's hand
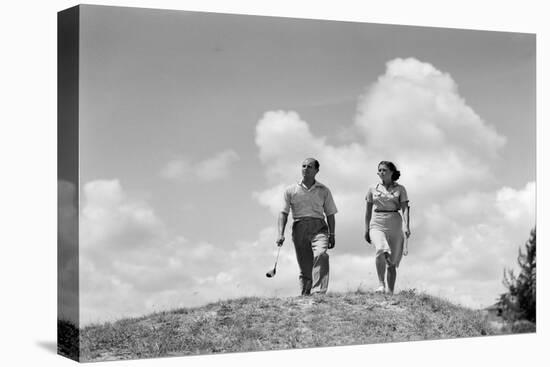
[364,230,371,244]
[404,228,411,238]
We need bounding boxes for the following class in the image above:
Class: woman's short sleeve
[399,185,409,203]
[366,187,373,203]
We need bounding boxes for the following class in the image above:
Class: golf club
[266,246,281,278]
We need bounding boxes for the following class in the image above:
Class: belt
[293,216,325,222]
[374,209,399,213]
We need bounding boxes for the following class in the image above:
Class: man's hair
[305,158,320,170]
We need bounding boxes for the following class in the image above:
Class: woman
[364,161,410,295]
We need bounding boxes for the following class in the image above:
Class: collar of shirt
[376,182,397,193]
[298,180,324,191]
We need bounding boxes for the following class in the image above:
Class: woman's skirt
[369,212,404,267]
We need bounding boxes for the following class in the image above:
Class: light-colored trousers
[292,217,329,295]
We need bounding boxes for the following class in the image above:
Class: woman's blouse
[366,183,409,211]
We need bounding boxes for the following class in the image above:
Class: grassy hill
[79,289,511,362]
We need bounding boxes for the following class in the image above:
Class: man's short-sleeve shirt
[365,183,409,211]
[282,181,338,220]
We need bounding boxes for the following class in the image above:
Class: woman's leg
[385,217,403,295]
[371,228,391,292]
[375,252,386,290]
[386,265,396,294]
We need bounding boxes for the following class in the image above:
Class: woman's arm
[401,202,410,238]
[365,201,373,243]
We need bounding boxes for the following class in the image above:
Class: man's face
[301,159,318,179]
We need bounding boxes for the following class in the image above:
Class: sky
[58,5,536,325]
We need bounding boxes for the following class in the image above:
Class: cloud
[496,181,536,222]
[195,150,240,181]
[80,179,176,323]
[252,184,286,216]
[81,180,165,252]
[356,58,506,158]
[355,58,507,198]
[160,149,240,182]
[77,57,534,324]
[253,58,511,225]
[159,158,192,181]
[254,110,374,234]
[252,58,533,308]
[79,180,298,325]
[406,181,535,294]
[255,111,329,183]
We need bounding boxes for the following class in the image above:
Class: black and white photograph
[57,3,539,362]
[3,1,549,367]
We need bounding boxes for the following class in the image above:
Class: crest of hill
[77,289,512,362]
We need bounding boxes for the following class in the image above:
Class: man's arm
[276,212,288,246]
[327,214,335,249]
[365,202,373,243]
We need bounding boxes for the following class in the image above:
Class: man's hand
[328,233,335,249]
[276,235,285,247]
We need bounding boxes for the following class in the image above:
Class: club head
[265,268,276,278]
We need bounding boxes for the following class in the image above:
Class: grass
[78,289,510,362]
[58,319,79,361]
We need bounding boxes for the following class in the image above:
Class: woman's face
[377,164,393,182]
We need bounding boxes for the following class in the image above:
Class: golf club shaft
[274,245,281,267]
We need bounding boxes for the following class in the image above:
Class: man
[276,158,338,296]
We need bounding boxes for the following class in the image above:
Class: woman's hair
[379,161,401,181]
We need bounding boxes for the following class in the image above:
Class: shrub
[498,228,536,323]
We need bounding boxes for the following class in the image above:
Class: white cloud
[195,150,240,181]
[255,111,320,164]
[78,58,534,324]
[356,58,506,159]
[355,58,507,199]
[255,111,328,182]
[159,149,240,182]
[496,181,536,222]
[79,180,299,325]
[251,58,534,309]
[159,158,192,181]
[80,179,175,323]
[81,180,165,252]
[252,184,286,216]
